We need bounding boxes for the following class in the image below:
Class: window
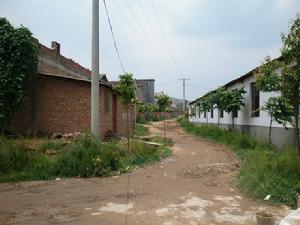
[198,107,201,118]
[220,110,224,118]
[233,110,238,118]
[210,109,214,118]
[251,82,260,117]
[105,88,110,113]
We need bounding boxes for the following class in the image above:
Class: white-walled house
[188,61,296,148]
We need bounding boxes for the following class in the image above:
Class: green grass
[38,140,66,153]
[134,124,150,136]
[0,133,171,183]
[177,117,300,207]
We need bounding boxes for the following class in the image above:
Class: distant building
[111,79,155,104]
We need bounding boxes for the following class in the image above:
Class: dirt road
[0,119,290,225]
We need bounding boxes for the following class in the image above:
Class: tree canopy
[0,18,37,131]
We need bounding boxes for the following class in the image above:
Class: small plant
[114,73,136,151]
[156,94,172,141]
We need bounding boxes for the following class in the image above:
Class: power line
[103,0,126,73]
[186,83,212,90]
[179,78,190,120]
[150,0,182,76]
[111,0,171,76]
[136,0,177,74]
[123,0,176,75]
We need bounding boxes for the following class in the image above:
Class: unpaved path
[0,119,290,225]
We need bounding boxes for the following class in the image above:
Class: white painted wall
[189,74,293,129]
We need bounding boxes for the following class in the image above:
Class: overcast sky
[1,0,299,100]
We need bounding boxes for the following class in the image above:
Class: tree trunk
[217,109,220,127]
[126,108,130,152]
[295,108,300,154]
[164,110,166,141]
[232,112,234,130]
[206,112,208,125]
[268,115,273,146]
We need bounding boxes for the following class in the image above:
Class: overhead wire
[186,83,213,90]
[123,0,176,75]
[111,0,171,76]
[136,0,177,75]
[149,0,182,76]
[102,0,126,73]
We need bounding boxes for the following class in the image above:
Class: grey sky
[1,0,299,100]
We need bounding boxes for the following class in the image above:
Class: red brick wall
[10,74,134,138]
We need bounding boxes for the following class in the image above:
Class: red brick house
[10,40,135,138]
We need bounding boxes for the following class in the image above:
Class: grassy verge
[0,133,172,183]
[134,124,150,136]
[177,117,300,207]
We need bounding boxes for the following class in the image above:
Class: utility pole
[91,0,100,137]
[179,78,190,121]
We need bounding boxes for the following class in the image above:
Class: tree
[261,97,293,145]
[222,88,246,129]
[156,94,171,141]
[144,103,156,121]
[197,95,213,125]
[0,18,37,131]
[255,57,294,145]
[281,15,300,153]
[114,73,136,150]
[255,14,300,152]
[210,88,227,126]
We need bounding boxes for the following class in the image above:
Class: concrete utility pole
[91,0,100,137]
[179,78,190,121]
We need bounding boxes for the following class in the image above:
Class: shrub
[0,133,172,182]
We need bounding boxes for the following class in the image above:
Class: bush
[177,118,300,207]
[0,133,172,182]
[53,134,122,177]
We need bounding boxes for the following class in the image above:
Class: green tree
[255,57,294,145]
[255,14,300,152]
[0,18,37,131]
[144,103,156,121]
[222,88,246,129]
[115,73,136,150]
[281,15,300,153]
[261,97,293,145]
[197,96,213,125]
[156,94,171,140]
[210,88,227,126]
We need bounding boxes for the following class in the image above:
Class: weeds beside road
[178,118,300,207]
[0,128,171,183]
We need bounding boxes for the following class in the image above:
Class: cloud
[0,0,299,100]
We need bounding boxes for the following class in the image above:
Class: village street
[0,120,290,225]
